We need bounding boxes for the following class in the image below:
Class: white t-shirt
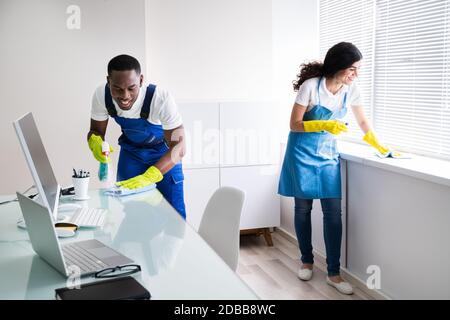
[91,84,183,130]
[295,77,363,112]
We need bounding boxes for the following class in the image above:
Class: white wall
[145,0,318,105]
[346,162,450,299]
[0,0,147,194]
[145,0,273,102]
[272,0,319,134]
[276,0,319,234]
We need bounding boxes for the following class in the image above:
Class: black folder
[55,276,151,300]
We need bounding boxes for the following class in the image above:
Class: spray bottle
[99,141,112,183]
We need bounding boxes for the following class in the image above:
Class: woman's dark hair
[293,42,362,91]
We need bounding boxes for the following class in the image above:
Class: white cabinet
[220,165,280,229]
[220,102,281,167]
[179,101,280,232]
[177,102,220,169]
[184,168,220,230]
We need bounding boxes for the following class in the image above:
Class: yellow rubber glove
[88,134,114,163]
[116,166,163,189]
[303,120,348,135]
[363,130,390,155]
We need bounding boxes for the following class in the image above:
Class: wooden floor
[237,231,373,300]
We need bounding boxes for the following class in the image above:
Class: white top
[91,84,183,130]
[295,77,363,112]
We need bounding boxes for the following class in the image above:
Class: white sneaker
[326,277,353,295]
[297,267,313,281]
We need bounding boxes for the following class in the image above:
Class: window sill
[337,141,450,188]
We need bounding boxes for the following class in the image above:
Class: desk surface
[0,189,257,300]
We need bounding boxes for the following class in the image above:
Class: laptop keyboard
[62,242,108,274]
[68,208,107,227]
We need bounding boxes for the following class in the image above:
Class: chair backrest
[198,186,245,271]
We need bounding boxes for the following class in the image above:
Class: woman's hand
[303,120,348,135]
[363,130,390,155]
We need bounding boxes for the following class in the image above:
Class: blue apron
[105,84,186,219]
[278,77,347,199]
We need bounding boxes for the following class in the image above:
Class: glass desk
[0,189,257,300]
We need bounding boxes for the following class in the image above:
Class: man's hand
[116,166,163,189]
[88,134,114,163]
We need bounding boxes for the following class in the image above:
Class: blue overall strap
[140,84,156,119]
[104,84,117,117]
[317,77,322,106]
[342,91,348,108]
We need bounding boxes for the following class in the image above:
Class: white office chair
[198,186,245,271]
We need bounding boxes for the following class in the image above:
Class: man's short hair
[107,54,141,76]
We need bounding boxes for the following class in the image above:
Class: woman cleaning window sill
[337,141,450,188]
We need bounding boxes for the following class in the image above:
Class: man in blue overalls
[87,54,186,219]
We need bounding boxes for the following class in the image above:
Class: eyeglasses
[94,264,141,278]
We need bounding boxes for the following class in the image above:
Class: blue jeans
[294,198,342,276]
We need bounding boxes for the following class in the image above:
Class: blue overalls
[104,84,186,219]
[278,77,348,199]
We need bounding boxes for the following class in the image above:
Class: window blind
[374,0,450,159]
[319,0,376,141]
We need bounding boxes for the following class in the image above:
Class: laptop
[17,192,133,277]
